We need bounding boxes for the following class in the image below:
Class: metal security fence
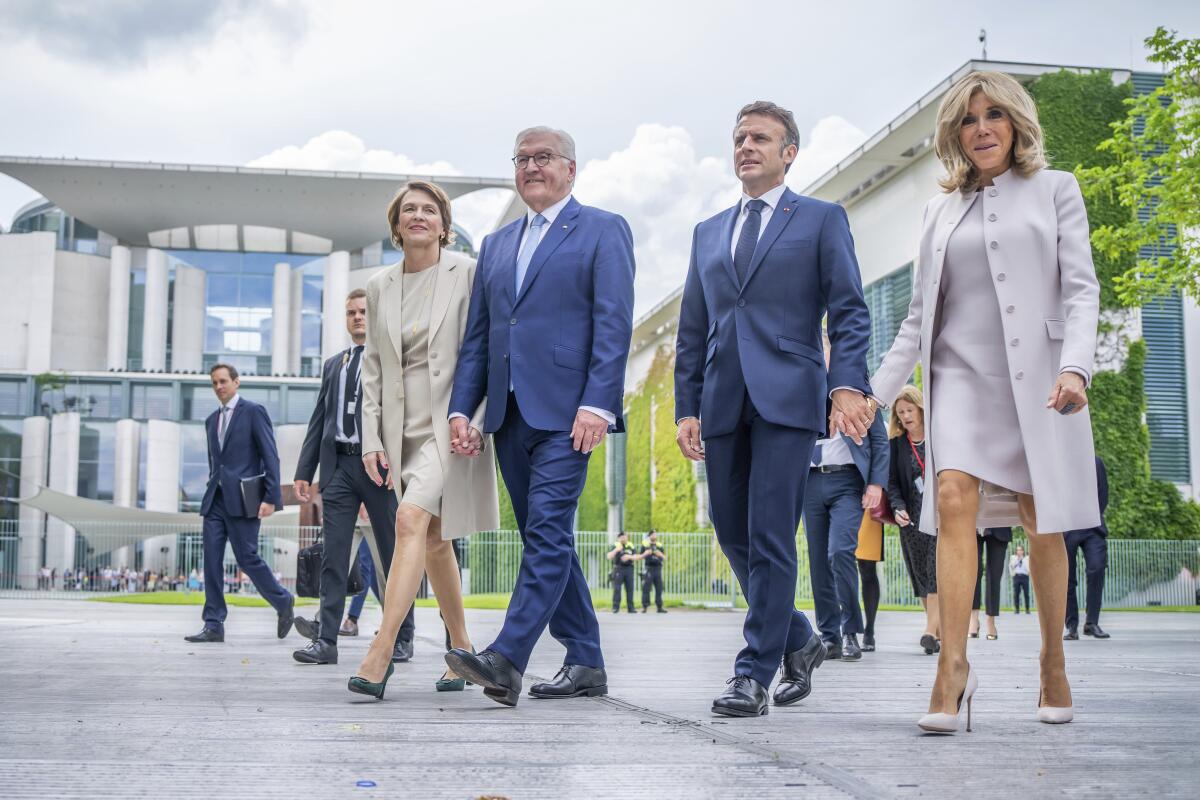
[2,520,1198,609]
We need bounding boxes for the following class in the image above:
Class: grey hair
[513,126,576,161]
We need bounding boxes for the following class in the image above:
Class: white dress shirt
[335,345,363,444]
[1009,553,1031,576]
[810,431,855,468]
[730,182,788,262]
[216,393,239,451]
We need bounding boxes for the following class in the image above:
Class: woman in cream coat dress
[872,72,1100,733]
[349,180,499,698]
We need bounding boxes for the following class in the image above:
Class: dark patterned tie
[343,345,363,438]
[733,198,766,286]
[811,440,824,467]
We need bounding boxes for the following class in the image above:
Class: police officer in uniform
[607,531,638,614]
[640,529,667,613]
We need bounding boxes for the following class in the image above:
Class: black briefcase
[295,537,366,598]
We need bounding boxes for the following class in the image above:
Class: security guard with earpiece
[640,529,667,613]
[607,531,638,613]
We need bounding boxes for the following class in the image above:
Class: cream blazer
[360,250,500,540]
[872,168,1101,535]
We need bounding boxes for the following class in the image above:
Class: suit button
[430,352,438,359]
[1006,305,1015,313]
[510,319,517,325]
[1015,370,1024,380]
[988,188,998,197]
[432,370,440,376]
[936,247,942,253]
[737,299,746,308]
[989,241,999,249]
[1010,338,1020,347]
[996,273,1006,282]
[988,213,998,222]
[503,354,509,360]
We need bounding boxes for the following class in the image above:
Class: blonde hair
[888,385,925,439]
[385,180,455,249]
[934,71,1047,194]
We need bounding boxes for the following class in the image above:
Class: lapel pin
[562,225,568,230]
[783,207,791,213]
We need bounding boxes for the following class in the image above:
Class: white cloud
[245,130,512,247]
[574,116,866,317]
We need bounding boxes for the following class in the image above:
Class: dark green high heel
[435,669,466,692]
[347,662,394,700]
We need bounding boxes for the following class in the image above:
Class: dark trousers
[972,535,1008,617]
[1065,530,1107,628]
[347,539,382,619]
[803,468,865,642]
[612,565,635,612]
[317,452,414,647]
[704,391,817,688]
[642,566,664,611]
[201,491,292,631]
[858,560,880,637]
[1012,574,1031,613]
[491,393,602,673]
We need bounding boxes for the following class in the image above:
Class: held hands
[449,417,484,457]
[862,484,883,510]
[830,389,875,445]
[1047,372,1087,415]
[362,451,394,490]
[571,409,608,454]
[257,502,275,520]
[676,417,704,461]
[293,479,312,504]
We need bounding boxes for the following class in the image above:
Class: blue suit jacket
[449,196,636,433]
[200,398,283,517]
[675,187,873,436]
[844,414,889,487]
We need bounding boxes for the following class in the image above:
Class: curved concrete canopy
[0,156,518,251]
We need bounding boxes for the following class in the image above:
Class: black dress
[888,435,937,597]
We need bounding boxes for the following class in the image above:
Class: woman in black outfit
[886,385,940,654]
[970,527,1011,639]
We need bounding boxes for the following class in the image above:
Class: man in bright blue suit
[445,126,635,707]
[184,363,294,643]
[675,101,876,717]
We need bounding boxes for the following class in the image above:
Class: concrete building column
[109,419,141,571]
[142,249,169,372]
[144,419,181,574]
[272,262,291,375]
[46,412,81,575]
[106,245,131,371]
[288,269,303,374]
[322,251,350,358]
[26,232,57,373]
[18,416,49,589]
[170,265,206,373]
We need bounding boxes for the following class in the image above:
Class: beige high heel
[1036,688,1073,724]
[917,666,978,734]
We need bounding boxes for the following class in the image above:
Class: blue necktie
[733,198,766,286]
[811,440,823,467]
[515,213,547,295]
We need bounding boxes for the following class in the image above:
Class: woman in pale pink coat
[872,71,1100,733]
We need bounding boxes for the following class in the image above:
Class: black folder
[239,473,266,518]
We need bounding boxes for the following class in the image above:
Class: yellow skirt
[855,511,884,562]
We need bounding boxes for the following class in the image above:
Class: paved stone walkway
[0,600,1197,799]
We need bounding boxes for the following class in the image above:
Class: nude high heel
[1036,688,1073,724]
[917,666,978,734]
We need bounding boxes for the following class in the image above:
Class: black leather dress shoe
[841,634,863,662]
[712,675,769,718]
[293,616,319,641]
[1084,623,1110,639]
[862,633,876,652]
[445,648,522,707]
[823,638,842,660]
[184,628,224,643]
[1064,627,1079,641]
[773,634,826,706]
[293,639,338,664]
[277,597,295,639]
[529,664,608,699]
[392,637,414,663]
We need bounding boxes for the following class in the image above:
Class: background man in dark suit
[675,101,875,717]
[290,288,415,665]
[1064,456,1110,640]
[185,364,294,643]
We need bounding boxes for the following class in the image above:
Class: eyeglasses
[512,152,570,169]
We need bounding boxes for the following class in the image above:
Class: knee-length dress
[930,193,1032,499]
[397,266,444,516]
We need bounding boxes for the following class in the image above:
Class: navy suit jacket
[200,397,283,517]
[449,196,636,433]
[844,414,889,487]
[1066,456,1109,538]
[295,349,358,491]
[675,187,873,436]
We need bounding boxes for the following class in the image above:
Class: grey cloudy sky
[1,0,1196,313]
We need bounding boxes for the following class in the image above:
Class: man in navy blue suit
[445,126,635,707]
[675,101,875,717]
[184,364,295,643]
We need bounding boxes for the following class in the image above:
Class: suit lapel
[427,255,460,343]
[719,204,740,289]
[931,191,978,287]
[383,264,406,369]
[497,220,523,308]
[515,197,581,307]
[206,412,220,462]
[742,188,800,290]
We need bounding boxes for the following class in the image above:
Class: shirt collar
[527,193,573,228]
[222,394,240,412]
[741,182,787,213]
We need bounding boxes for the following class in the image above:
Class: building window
[38,381,121,418]
[131,384,175,420]
[0,420,22,521]
[286,387,319,424]
[179,424,209,513]
[0,381,28,417]
[237,386,281,420]
[77,422,116,503]
[181,385,216,422]
[1143,292,1190,483]
[863,264,914,377]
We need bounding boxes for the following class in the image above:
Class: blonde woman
[885,385,939,655]
[348,181,500,699]
[872,71,1100,733]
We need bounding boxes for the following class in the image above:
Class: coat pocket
[777,335,823,364]
[553,344,589,372]
[1045,319,1066,340]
